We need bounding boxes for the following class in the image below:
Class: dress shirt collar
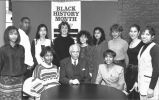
[71,57,78,65]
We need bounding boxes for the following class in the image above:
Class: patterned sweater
[31,62,60,94]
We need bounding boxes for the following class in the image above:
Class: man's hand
[73,79,80,84]
[69,79,73,84]
[147,88,154,98]
[69,79,80,85]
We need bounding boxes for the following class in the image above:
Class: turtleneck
[41,61,53,68]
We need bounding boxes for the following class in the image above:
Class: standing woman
[54,21,74,66]
[125,24,144,100]
[108,24,129,70]
[136,26,159,100]
[0,26,26,100]
[76,30,93,76]
[91,27,108,83]
[31,24,53,67]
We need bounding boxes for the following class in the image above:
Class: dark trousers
[23,64,36,81]
[125,64,140,100]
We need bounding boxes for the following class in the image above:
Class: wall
[12,1,51,42]
[12,1,119,42]
[119,0,159,43]
[12,0,159,43]
[0,1,6,47]
[81,1,120,41]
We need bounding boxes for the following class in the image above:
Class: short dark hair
[4,26,20,45]
[92,27,105,45]
[35,24,48,40]
[20,17,30,22]
[77,30,92,45]
[40,46,54,57]
[58,21,70,34]
[143,26,155,36]
[103,49,116,58]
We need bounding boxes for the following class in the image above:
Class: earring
[42,58,45,62]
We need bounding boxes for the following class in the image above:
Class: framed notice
[51,1,81,40]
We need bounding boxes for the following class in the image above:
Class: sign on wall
[51,1,81,40]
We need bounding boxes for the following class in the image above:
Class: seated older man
[59,44,91,85]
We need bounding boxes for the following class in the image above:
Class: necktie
[74,60,76,66]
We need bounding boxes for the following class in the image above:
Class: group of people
[0,16,159,100]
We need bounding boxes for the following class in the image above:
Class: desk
[40,84,127,100]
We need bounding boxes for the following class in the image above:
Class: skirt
[0,75,24,100]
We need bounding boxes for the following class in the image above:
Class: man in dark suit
[59,44,91,85]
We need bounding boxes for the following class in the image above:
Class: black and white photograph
[0,0,159,100]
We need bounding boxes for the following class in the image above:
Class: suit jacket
[59,57,91,84]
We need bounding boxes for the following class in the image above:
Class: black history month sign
[51,1,81,40]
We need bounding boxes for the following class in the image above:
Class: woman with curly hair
[77,30,93,77]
